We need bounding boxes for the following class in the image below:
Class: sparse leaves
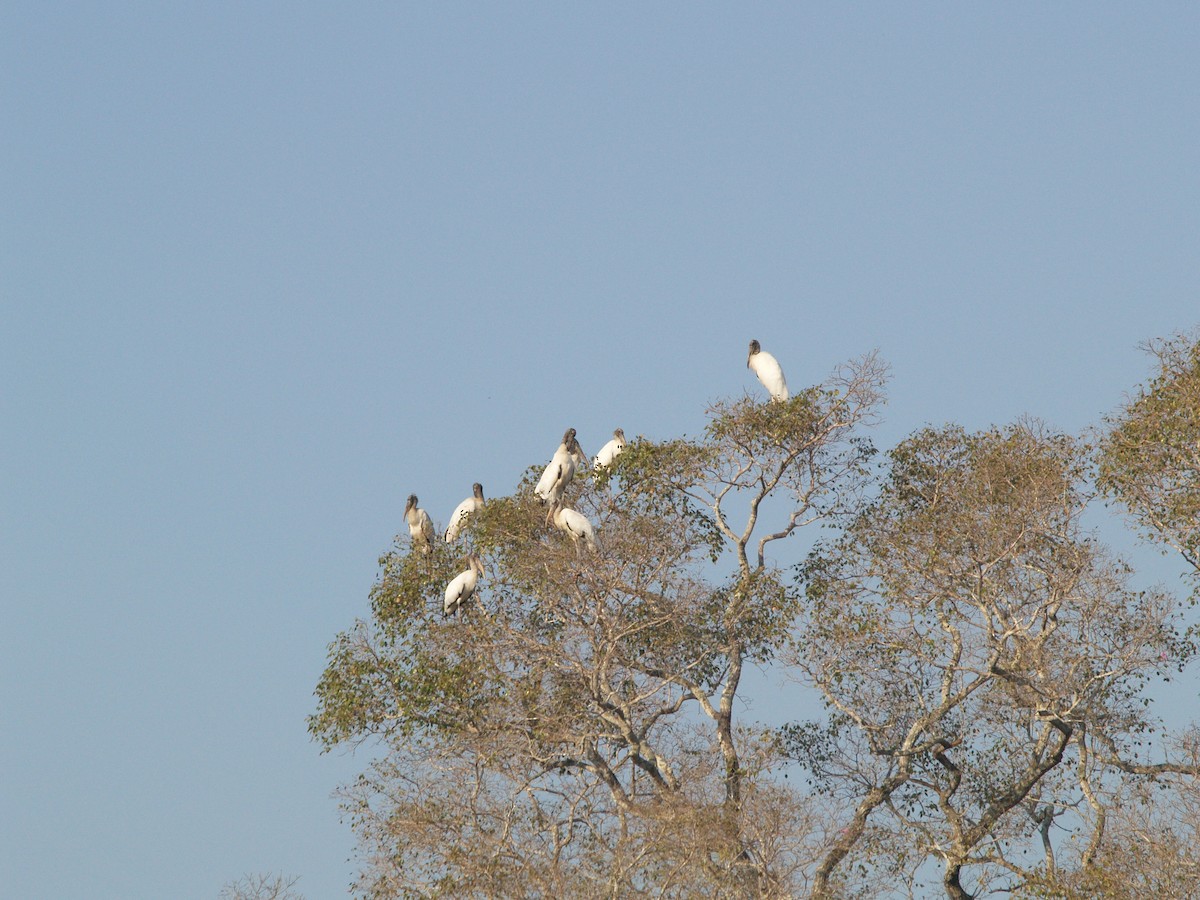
[218,873,304,900]
[1098,330,1200,590]
[310,342,1200,899]
[791,420,1196,897]
[311,357,885,897]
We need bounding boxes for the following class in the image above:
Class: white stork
[547,501,598,554]
[444,482,485,542]
[534,427,588,504]
[404,494,435,555]
[593,428,627,472]
[747,339,788,402]
[444,554,485,616]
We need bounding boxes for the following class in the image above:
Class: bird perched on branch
[404,494,435,555]
[534,427,588,504]
[593,428,627,472]
[444,554,485,616]
[547,501,598,554]
[445,482,485,542]
[747,339,788,401]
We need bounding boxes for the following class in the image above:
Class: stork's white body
[445,483,485,542]
[550,503,597,553]
[594,429,627,471]
[444,556,485,616]
[405,495,435,554]
[535,448,576,504]
[535,429,587,503]
[748,341,789,401]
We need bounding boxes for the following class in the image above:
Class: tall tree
[787,421,1196,897]
[310,355,886,898]
[313,340,1200,899]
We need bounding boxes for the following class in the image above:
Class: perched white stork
[747,339,788,402]
[534,451,574,505]
[534,427,588,504]
[444,482,485,542]
[547,501,598,554]
[404,494,435,555]
[593,428,627,472]
[444,554,485,616]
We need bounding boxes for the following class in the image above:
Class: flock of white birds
[407,340,789,617]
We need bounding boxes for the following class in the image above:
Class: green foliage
[311,356,887,896]
[1013,831,1200,900]
[703,391,881,532]
[311,344,1200,899]
[791,420,1195,896]
[612,437,726,562]
[707,391,830,459]
[1098,330,1200,588]
[880,421,1084,560]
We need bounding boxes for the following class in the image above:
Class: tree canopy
[312,337,1200,899]
[1099,330,1200,590]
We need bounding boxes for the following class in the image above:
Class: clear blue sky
[4,4,1198,898]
